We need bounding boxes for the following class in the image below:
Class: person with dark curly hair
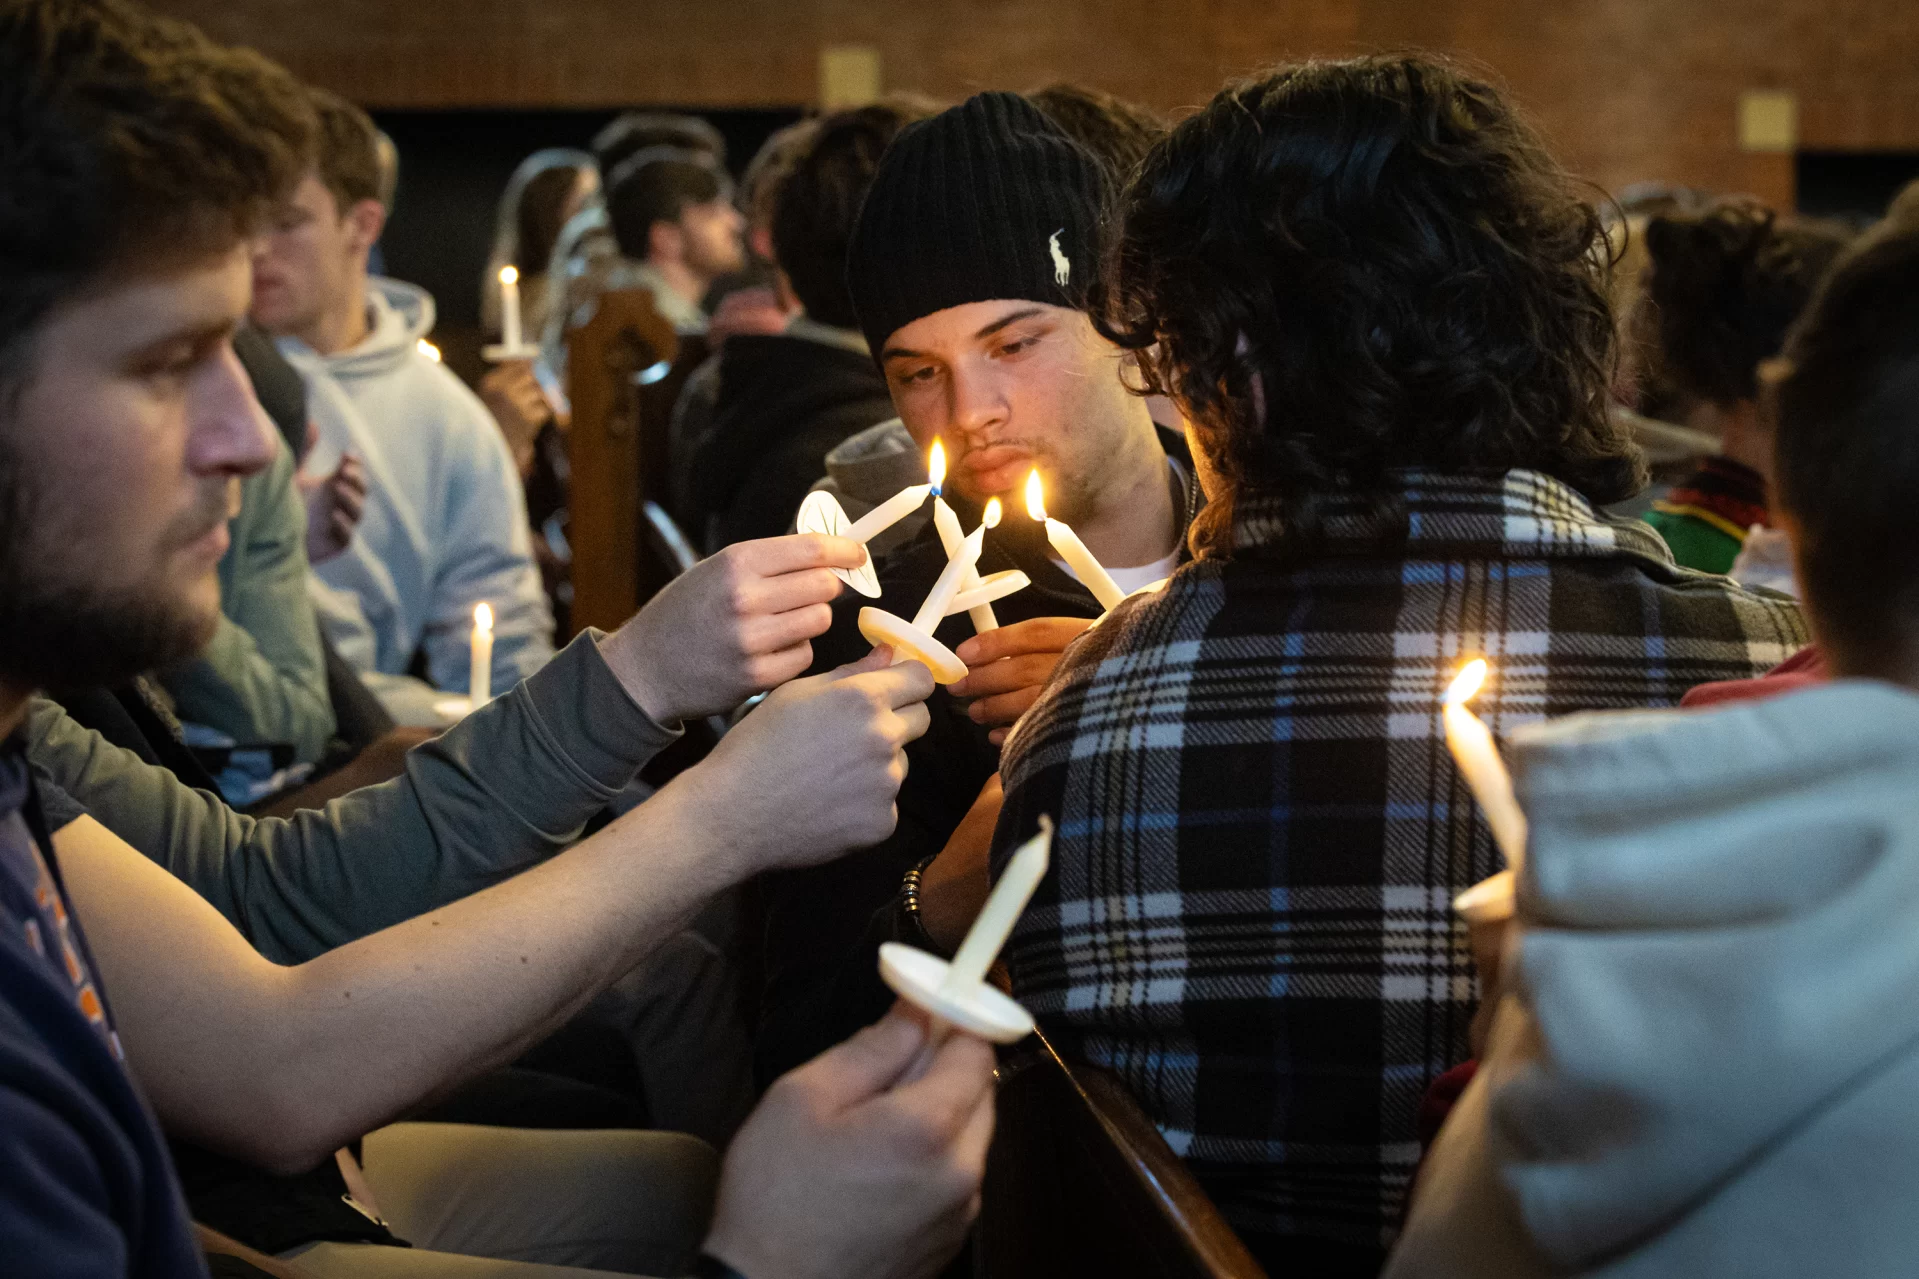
[988,55,1808,1273]
[1636,200,1851,575]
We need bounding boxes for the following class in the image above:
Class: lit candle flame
[1446,658,1488,708]
[417,339,442,363]
[929,440,947,495]
[1025,469,1046,522]
[983,497,1002,529]
[500,264,519,286]
[474,602,493,633]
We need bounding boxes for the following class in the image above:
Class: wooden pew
[563,288,680,638]
[981,1028,1267,1279]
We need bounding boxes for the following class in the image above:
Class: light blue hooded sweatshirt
[281,278,553,695]
[1387,680,1919,1277]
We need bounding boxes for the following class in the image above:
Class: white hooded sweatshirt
[282,278,553,694]
[1387,680,1919,1277]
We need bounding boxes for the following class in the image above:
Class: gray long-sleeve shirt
[162,442,334,764]
[25,630,677,965]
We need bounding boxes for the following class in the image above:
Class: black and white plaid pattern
[994,470,1808,1253]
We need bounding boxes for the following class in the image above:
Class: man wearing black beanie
[757,91,1200,1083]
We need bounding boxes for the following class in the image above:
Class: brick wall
[150,0,1919,207]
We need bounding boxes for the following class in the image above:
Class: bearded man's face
[0,244,277,693]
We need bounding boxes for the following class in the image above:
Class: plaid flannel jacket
[994,469,1808,1254]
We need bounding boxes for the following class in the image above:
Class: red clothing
[1680,645,1829,708]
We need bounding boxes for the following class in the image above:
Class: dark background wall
[144,0,1919,341]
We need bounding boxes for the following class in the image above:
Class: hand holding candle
[1027,469,1125,611]
[795,472,934,598]
[879,815,1053,1043]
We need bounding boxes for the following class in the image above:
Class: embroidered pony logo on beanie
[1048,228,1071,286]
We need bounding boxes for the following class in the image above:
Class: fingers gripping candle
[794,441,936,598]
[1026,470,1125,611]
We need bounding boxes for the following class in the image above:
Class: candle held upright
[1026,469,1125,611]
[483,266,539,362]
[930,441,1000,633]
[469,603,494,707]
[1443,659,1527,870]
[499,265,523,350]
[878,815,1054,1043]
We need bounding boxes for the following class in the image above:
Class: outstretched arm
[58,650,934,1174]
[33,534,872,965]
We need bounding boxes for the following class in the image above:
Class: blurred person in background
[666,116,821,522]
[481,147,598,344]
[1635,199,1851,575]
[602,146,746,335]
[684,102,938,551]
[251,87,552,712]
[540,112,726,372]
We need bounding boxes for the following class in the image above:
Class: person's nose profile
[190,342,279,479]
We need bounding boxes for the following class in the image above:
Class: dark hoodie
[755,426,1201,1084]
[686,333,895,551]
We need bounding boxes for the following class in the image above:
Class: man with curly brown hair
[986,56,1810,1274]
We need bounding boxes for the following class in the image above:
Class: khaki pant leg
[355,1122,718,1276]
[285,1240,646,1279]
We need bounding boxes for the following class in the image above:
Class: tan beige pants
[283,1123,718,1278]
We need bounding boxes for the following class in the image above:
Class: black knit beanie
[846,91,1106,356]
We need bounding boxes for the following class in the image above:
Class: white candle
[1026,470,1125,611]
[499,266,524,350]
[845,482,932,545]
[469,603,494,707]
[932,496,1003,633]
[930,442,1000,633]
[1443,659,1527,871]
[910,501,997,633]
[948,569,1029,616]
[942,815,1053,994]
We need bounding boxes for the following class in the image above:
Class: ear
[344,198,388,257]
[647,219,683,265]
